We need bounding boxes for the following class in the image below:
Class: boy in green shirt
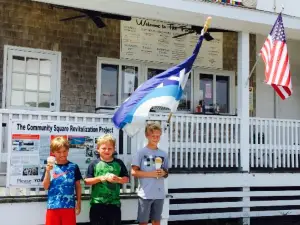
[85,134,129,225]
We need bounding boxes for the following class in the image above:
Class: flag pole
[167,16,212,124]
[273,4,284,119]
[245,54,260,87]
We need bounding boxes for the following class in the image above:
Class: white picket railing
[2,109,300,197]
[249,118,300,169]
[168,114,241,169]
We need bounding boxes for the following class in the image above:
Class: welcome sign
[120,18,223,69]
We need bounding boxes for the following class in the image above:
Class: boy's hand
[75,202,81,215]
[156,169,166,178]
[98,176,107,182]
[45,164,53,172]
[105,173,118,183]
[117,176,129,184]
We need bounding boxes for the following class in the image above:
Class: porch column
[237,32,250,172]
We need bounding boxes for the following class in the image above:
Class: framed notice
[249,86,254,111]
[6,120,117,187]
[120,18,223,69]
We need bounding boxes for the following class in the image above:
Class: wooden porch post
[237,31,250,173]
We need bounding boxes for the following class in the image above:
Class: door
[194,69,233,114]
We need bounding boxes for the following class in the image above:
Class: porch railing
[249,118,300,169]
[1,109,300,197]
[167,114,241,169]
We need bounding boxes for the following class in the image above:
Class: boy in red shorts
[42,136,82,225]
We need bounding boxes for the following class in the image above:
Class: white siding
[256,35,300,119]
[257,0,300,17]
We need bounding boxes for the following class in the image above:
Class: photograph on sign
[67,135,97,173]
[12,134,39,152]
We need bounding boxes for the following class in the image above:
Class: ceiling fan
[172,25,233,41]
[50,5,131,28]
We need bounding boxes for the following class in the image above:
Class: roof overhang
[32,0,300,40]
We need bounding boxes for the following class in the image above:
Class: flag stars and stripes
[260,13,292,100]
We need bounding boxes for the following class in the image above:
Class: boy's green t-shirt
[86,158,129,206]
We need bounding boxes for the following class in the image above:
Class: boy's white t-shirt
[132,147,168,199]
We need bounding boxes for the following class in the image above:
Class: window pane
[26,75,38,91]
[40,59,51,75]
[39,76,51,91]
[11,90,24,106]
[216,76,229,113]
[121,66,138,103]
[12,56,25,72]
[26,58,39,73]
[100,64,118,107]
[178,77,191,111]
[38,92,50,108]
[200,74,214,113]
[12,73,25,89]
[25,92,37,107]
[147,68,165,80]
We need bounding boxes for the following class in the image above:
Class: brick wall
[0,0,256,114]
[0,0,120,112]
[223,32,257,115]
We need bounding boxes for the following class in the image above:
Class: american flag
[260,13,292,100]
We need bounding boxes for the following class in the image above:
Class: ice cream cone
[155,157,162,169]
[155,157,162,179]
[47,156,56,166]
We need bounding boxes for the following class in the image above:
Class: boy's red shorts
[46,208,76,225]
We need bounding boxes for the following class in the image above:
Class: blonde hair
[97,134,116,148]
[50,136,69,153]
[145,121,162,135]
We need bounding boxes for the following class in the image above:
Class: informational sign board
[6,120,117,187]
[120,18,223,69]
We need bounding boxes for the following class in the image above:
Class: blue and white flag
[112,29,206,136]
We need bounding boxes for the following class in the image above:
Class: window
[197,72,232,114]
[180,75,192,111]
[97,58,233,114]
[97,59,139,108]
[200,74,214,112]
[3,46,61,111]
[100,64,118,107]
[216,76,230,113]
